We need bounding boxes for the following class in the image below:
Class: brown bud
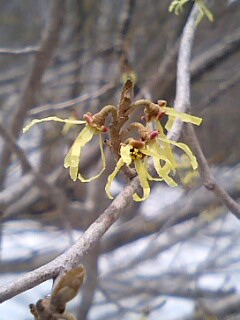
[157,100,167,107]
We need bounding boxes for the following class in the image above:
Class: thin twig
[116,0,136,52]
[0,124,65,207]
[183,124,240,218]
[191,27,240,81]
[0,123,74,242]
[0,46,39,55]
[203,71,240,106]
[29,82,115,116]
[0,124,31,173]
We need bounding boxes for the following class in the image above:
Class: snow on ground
[1,185,240,319]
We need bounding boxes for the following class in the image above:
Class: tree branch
[0,175,139,303]
[191,27,240,81]
[0,46,39,55]
[168,4,240,218]
[183,124,240,218]
[167,4,199,142]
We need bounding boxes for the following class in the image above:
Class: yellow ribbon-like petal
[120,144,132,166]
[64,125,96,181]
[165,116,174,131]
[143,157,166,183]
[105,158,125,199]
[195,0,214,22]
[143,139,177,187]
[162,107,202,126]
[141,147,171,172]
[78,134,106,182]
[152,156,178,187]
[155,121,177,171]
[159,137,198,170]
[141,146,174,185]
[62,116,80,135]
[143,142,176,176]
[23,116,85,133]
[132,159,151,202]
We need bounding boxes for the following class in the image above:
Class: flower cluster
[23,80,202,202]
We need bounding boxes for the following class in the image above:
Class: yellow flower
[23,115,107,182]
[64,124,106,182]
[105,130,198,202]
[105,143,150,202]
[141,100,202,132]
[161,106,202,132]
[105,139,177,202]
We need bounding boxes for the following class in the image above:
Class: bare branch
[0,124,31,173]
[116,0,136,51]
[0,46,39,55]
[169,3,240,218]
[203,71,240,106]
[0,124,72,234]
[183,124,240,218]
[168,4,199,142]
[0,175,139,303]
[29,82,116,116]
[191,27,240,81]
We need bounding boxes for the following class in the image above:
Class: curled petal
[196,0,214,22]
[23,116,85,133]
[159,137,198,170]
[78,134,106,182]
[62,116,80,135]
[162,107,202,126]
[120,144,132,166]
[105,159,125,199]
[155,121,177,171]
[165,116,174,131]
[143,137,177,186]
[132,159,150,202]
[146,157,163,182]
[142,142,175,174]
[143,154,173,183]
[152,157,178,187]
[64,126,96,181]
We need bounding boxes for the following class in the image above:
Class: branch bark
[0,175,139,303]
